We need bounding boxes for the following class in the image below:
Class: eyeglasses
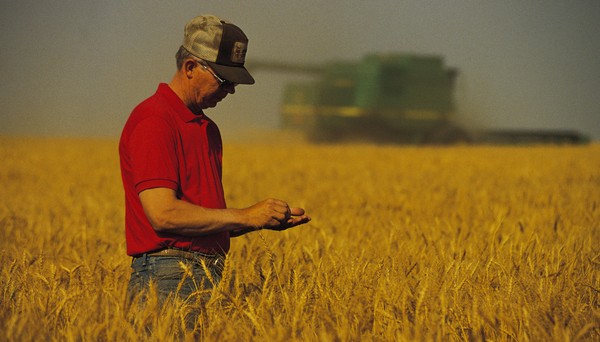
[198,61,236,88]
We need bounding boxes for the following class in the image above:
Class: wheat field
[0,136,598,341]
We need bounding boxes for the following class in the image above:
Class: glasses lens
[199,61,236,87]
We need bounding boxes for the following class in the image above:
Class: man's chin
[200,102,217,109]
[204,97,224,108]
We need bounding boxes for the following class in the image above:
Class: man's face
[191,61,236,111]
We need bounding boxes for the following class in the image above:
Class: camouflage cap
[182,15,255,84]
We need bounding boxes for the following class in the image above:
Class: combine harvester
[249,54,588,144]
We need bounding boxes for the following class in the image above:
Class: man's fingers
[285,214,311,226]
[279,207,307,223]
[289,207,305,216]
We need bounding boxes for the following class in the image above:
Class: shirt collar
[156,83,204,123]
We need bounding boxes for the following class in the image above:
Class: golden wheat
[1,136,598,341]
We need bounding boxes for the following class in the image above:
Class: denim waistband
[133,248,225,262]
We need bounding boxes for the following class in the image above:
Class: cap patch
[231,42,247,64]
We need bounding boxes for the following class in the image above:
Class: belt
[140,248,224,262]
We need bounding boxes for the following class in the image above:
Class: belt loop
[142,253,148,267]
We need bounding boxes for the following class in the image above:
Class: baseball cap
[182,15,255,85]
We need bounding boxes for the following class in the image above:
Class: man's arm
[138,187,310,237]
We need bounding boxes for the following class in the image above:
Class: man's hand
[242,198,311,231]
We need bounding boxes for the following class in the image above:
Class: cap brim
[206,61,255,85]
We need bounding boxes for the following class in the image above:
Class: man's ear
[184,59,197,78]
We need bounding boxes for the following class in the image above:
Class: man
[119,14,310,303]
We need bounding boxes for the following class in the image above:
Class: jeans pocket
[153,258,205,298]
[128,257,150,298]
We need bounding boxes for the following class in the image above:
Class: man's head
[171,15,254,113]
[180,15,254,85]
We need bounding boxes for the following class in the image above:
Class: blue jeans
[128,253,225,303]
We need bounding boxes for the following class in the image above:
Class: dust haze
[1,1,598,140]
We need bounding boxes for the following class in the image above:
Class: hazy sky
[1,1,599,140]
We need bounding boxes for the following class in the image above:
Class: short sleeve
[129,116,179,193]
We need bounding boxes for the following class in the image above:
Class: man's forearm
[144,195,252,236]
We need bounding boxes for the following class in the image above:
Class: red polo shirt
[119,83,230,256]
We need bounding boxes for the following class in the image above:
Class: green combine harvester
[249,54,587,144]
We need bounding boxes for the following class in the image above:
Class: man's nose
[223,83,236,94]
